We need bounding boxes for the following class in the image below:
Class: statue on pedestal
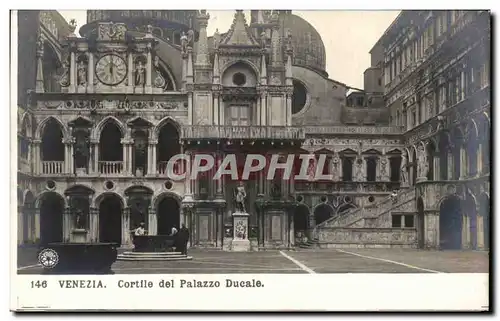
[401,153,409,184]
[235,181,246,213]
[134,60,146,86]
[77,61,87,86]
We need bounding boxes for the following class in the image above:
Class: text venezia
[58,279,264,289]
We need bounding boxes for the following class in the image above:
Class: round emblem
[38,248,59,269]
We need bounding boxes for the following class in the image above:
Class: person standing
[177,224,190,255]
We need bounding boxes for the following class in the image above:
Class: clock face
[95,54,127,86]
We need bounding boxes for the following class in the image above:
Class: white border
[3,0,497,316]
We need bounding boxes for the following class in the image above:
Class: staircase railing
[313,187,416,236]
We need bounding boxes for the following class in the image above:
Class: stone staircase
[298,237,320,249]
[117,251,193,261]
[303,187,418,249]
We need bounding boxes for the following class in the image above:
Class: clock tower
[61,22,159,94]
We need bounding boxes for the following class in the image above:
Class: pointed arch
[92,116,126,140]
[19,112,33,137]
[35,116,68,140]
[362,148,382,155]
[154,116,181,139]
[386,148,402,155]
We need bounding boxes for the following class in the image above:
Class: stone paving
[17,247,489,274]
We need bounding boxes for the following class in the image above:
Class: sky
[59,10,400,90]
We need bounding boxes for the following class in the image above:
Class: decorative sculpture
[153,56,167,89]
[235,181,247,213]
[134,60,146,86]
[77,61,87,86]
[401,154,409,184]
[180,31,188,54]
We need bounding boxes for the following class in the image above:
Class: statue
[180,31,188,54]
[235,181,247,213]
[355,158,364,181]
[74,131,89,169]
[74,209,86,229]
[77,61,87,86]
[187,29,195,47]
[134,60,146,86]
[285,29,293,52]
[58,60,70,87]
[213,29,221,49]
[417,145,428,178]
[400,154,409,184]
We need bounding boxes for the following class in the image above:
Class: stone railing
[304,125,404,136]
[294,181,400,193]
[314,187,416,231]
[157,161,183,176]
[41,161,64,174]
[98,161,123,175]
[181,126,305,140]
[314,227,417,248]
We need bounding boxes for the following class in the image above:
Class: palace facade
[16,10,490,250]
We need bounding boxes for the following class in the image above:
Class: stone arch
[220,59,260,79]
[37,191,65,244]
[313,202,334,225]
[155,192,182,235]
[478,193,490,250]
[154,116,181,139]
[426,140,436,181]
[19,112,33,137]
[93,116,126,140]
[94,192,126,208]
[439,195,463,250]
[35,116,68,140]
[463,190,478,249]
[153,191,182,209]
[35,190,66,208]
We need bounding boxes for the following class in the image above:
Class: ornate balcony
[181,126,306,141]
[98,161,123,175]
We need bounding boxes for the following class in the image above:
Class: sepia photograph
[10,6,491,311]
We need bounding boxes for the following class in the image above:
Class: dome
[282,14,327,76]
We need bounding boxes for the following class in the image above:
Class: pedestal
[231,212,251,252]
[71,229,88,243]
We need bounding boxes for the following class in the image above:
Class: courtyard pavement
[16,247,489,275]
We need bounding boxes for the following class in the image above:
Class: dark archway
[99,121,123,174]
[39,192,64,245]
[157,122,181,175]
[417,197,425,249]
[438,133,449,180]
[439,196,463,250]
[41,119,64,162]
[98,194,123,245]
[427,141,436,181]
[294,204,309,232]
[313,203,333,225]
[479,193,490,250]
[156,196,180,235]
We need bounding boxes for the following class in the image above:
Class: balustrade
[41,161,64,174]
[98,161,123,175]
[181,126,305,140]
[157,161,183,176]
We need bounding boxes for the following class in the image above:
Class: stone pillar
[122,207,131,246]
[89,207,99,242]
[447,152,454,180]
[63,207,72,242]
[215,152,223,198]
[187,93,193,125]
[433,154,440,181]
[213,92,220,125]
[87,52,94,92]
[32,140,41,175]
[476,206,485,250]
[146,144,153,176]
[92,141,99,174]
[128,142,134,175]
[121,139,128,175]
[145,44,152,94]
[477,143,483,175]
[34,208,40,242]
[459,145,467,179]
[462,214,470,249]
[151,140,157,176]
[184,151,193,195]
[148,207,157,236]
[127,52,134,93]
[69,51,76,93]
[424,210,440,249]
[63,140,71,174]
[260,93,267,125]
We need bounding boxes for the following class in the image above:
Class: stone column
[148,207,157,236]
[32,140,41,175]
[63,207,72,242]
[433,154,440,181]
[34,208,40,242]
[89,207,99,242]
[122,207,131,246]
[146,144,153,176]
[151,140,157,176]
[91,140,99,174]
[128,142,134,175]
[121,139,128,175]
[215,152,223,198]
[184,151,193,195]
[447,152,454,180]
[127,51,134,93]
[213,92,220,125]
[459,145,467,179]
[476,205,485,250]
[69,50,76,93]
[260,93,267,126]
[145,44,152,94]
[477,143,483,175]
[462,214,470,249]
[87,52,94,92]
[63,139,71,174]
[424,210,440,249]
